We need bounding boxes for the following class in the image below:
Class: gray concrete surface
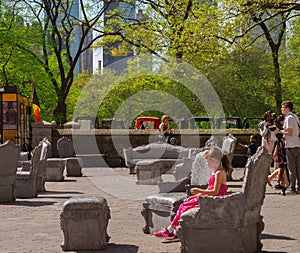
[0,167,299,253]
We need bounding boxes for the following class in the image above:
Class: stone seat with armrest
[15,138,49,198]
[141,152,211,234]
[157,151,210,193]
[157,134,232,193]
[176,146,271,253]
[221,134,237,181]
[0,140,21,203]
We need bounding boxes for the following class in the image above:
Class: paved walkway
[0,167,300,253]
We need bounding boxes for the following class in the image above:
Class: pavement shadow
[261,233,296,241]
[228,184,243,188]
[75,243,138,253]
[36,190,84,200]
[265,192,284,196]
[1,200,57,207]
[261,251,288,253]
[39,190,84,195]
[259,233,296,253]
[61,179,78,182]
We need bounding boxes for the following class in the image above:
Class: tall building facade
[93,1,136,74]
[65,0,136,75]
[66,0,94,74]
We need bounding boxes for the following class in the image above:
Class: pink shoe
[154,228,173,237]
[161,235,179,243]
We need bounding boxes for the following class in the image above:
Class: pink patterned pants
[171,196,199,227]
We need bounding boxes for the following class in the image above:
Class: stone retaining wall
[32,123,260,168]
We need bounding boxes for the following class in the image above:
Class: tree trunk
[272,51,282,111]
[53,100,67,126]
[255,17,284,113]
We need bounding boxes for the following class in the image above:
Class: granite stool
[141,192,186,234]
[64,158,83,177]
[135,160,163,185]
[45,158,65,181]
[60,196,110,251]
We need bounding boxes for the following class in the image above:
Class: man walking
[281,101,300,194]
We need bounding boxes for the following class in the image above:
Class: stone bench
[123,143,198,174]
[60,196,110,251]
[46,136,84,181]
[135,158,188,185]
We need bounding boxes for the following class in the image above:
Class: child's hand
[190,187,201,195]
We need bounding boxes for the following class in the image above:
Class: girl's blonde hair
[207,148,231,173]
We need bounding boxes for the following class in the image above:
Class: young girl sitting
[154,147,230,243]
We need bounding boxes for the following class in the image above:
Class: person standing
[258,111,278,154]
[238,134,258,159]
[139,120,146,130]
[280,101,300,194]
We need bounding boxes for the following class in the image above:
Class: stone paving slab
[0,167,299,253]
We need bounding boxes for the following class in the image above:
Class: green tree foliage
[0,2,56,121]
[75,0,300,123]
[1,0,126,125]
[73,70,205,128]
[281,16,300,112]
[208,46,275,118]
[2,0,300,126]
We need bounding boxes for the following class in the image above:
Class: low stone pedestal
[135,160,163,185]
[60,196,110,251]
[141,192,186,234]
[64,158,82,177]
[46,158,65,181]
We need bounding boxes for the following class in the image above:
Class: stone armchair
[0,140,21,202]
[142,152,211,234]
[156,135,225,193]
[177,146,272,253]
[158,151,210,193]
[15,138,49,198]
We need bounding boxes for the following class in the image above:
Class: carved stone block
[45,158,65,181]
[60,196,110,251]
[135,160,163,185]
[64,158,82,177]
[57,137,82,176]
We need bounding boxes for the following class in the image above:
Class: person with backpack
[280,101,300,194]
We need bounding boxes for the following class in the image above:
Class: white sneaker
[285,189,297,195]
